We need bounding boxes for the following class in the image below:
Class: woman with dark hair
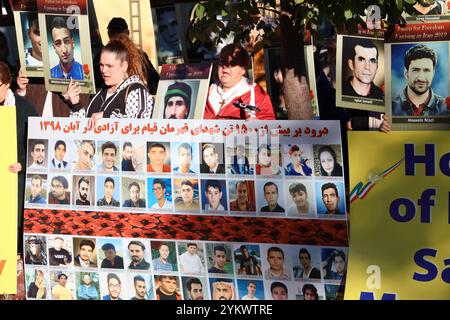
[318,145,343,176]
[68,34,153,127]
[204,43,275,120]
[302,283,319,300]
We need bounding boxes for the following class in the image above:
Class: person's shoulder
[341,77,353,94]
[73,60,83,68]
[126,81,148,92]
[371,83,384,98]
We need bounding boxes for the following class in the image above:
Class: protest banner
[23,118,348,300]
[345,131,450,300]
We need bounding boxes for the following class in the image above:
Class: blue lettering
[390,198,415,222]
[417,189,436,223]
[405,144,435,176]
[360,292,397,300]
[413,248,438,282]
[440,152,450,177]
[441,259,450,284]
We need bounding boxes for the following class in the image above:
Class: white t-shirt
[179,252,205,274]
[150,199,172,209]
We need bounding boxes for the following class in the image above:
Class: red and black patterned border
[24,209,348,246]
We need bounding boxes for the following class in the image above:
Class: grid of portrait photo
[24,137,347,220]
[23,233,347,300]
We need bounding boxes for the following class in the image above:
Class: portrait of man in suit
[50,140,69,169]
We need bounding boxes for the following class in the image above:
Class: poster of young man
[151,5,183,65]
[402,0,449,21]
[336,34,385,113]
[153,63,212,119]
[384,22,450,130]
[11,0,43,76]
[37,0,95,94]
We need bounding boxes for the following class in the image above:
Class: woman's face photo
[320,151,335,175]
[258,148,271,167]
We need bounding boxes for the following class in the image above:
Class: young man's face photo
[78,180,89,201]
[82,274,91,286]
[54,238,64,250]
[214,281,233,300]
[129,244,144,263]
[129,185,140,203]
[135,280,146,299]
[59,275,67,286]
[159,245,170,260]
[158,9,179,50]
[322,187,339,212]
[78,143,94,169]
[104,181,114,198]
[54,143,66,161]
[108,278,121,298]
[123,146,132,160]
[206,186,222,209]
[51,179,65,199]
[348,45,378,85]
[405,58,434,95]
[165,96,188,119]
[214,250,226,269]
[189,283,204,300]
[30,178,42,198]
[79,245,93,262]
[268,251,284,271]
[160,277,177,295]
[334,256,346,274]
[104,248,116,261]
[203,147,218,169]
[247,283,256,295]
[52,27,74,65]
[291,189,307,208]
[272,286,288,300]
[187,245,197,255]
[264,185,278,207]
[153,183,165,201]
[178,146,192,167]
[102,147,116,170]
[148,146,166,166]
[181,184,194,204]
[32,144,45,164]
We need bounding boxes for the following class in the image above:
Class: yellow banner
[345,131,450,300]
[0,106,18,294]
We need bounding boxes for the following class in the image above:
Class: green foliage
[189,0,408,52]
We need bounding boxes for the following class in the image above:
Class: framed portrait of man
[386,40,450,130]
[336,35,385,112]
[37,1,96,93]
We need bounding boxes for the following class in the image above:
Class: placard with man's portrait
[336,34,385,112]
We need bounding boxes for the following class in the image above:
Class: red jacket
[204,84,275,120]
